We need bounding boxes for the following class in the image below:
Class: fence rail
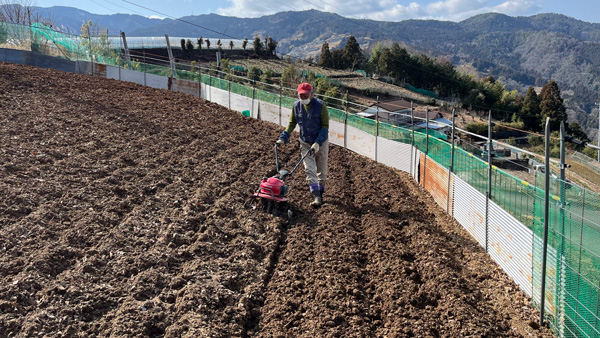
[1,20,600,338]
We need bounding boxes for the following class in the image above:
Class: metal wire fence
[2,20,600,338]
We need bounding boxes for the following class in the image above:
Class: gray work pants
[299,139,329,186]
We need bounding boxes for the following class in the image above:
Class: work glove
[276,139,285,145]
[311,142,320,153]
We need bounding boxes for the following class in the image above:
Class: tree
[567,122,590,151]
[343,35,363,71]
[318,41,332,68]
[539,79,567,131]
[242,38,248,51]
[247,66,262,82]
[281,63,299,95]
[253,36,264,55]
[330,49,345,69]
[80,20,111,61]
[229,40,234,50]
[313,77,340,107]
[366,42,385,74]
[205,38,210,50]
[180,38,186,52]
[518,86,541,131]
[266,36,277,56]
[197,37,203,51]
[377,46,392,76]
[0,0,43,25]
[185,39,194,57]
[389,43,410,80]
[216,39,222,52]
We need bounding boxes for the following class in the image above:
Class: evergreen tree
[205,38,211,50]
[253,36,264,55]
[377,47,392,76]
[266,37,278,55]
[242,38,248,51]
[366,42,385,73]
[519,86,541,131]
[389,43,409,80]
[318,41,332,68]
[343,35,363,71]
[229,40,234,50]
[539,80,567,131]
[330,49,345,69]
[180,38,186,52]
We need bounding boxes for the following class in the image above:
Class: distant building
[359,99,413,125]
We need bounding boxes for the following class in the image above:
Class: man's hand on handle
[276,139,285,145]
[311,143,319,153]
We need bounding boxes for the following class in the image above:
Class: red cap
[297,83,312,94]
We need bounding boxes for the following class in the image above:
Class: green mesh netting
[347,113,377,135]
[379,122,412,144]
[255,88,279,105]
[281,96,296,109]
[329,108,346,124]
[230,82,253,98]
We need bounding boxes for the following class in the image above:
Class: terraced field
[0,62,553,337]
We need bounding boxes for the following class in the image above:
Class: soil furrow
[0,61,554,338]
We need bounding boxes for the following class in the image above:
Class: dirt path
[0,62,553,337]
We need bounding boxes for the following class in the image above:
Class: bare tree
[0,0,52,25]
[0,0,36,25]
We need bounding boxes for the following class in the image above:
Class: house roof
[372,99,413,113]
[414,117,452,129]
[412,110,443,120]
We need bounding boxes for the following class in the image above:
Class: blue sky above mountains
[34,0,598,23]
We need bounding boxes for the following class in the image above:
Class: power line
[100,0,147,16]
[116,0,544,119]
[121,0,239,40]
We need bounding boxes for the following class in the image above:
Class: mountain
[19,6,600,135]
[32,6,165,35]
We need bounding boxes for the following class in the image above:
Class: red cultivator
[245,144,312,219]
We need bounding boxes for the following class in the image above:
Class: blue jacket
[279,98,329,145]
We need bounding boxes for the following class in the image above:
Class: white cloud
[491,1,542,16]
[217,0,544,21]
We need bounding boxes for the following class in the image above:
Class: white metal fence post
[540,117,551,327]
[447,108,456,215]
[423,107,429,187]
[376,96,379,163]
[410,102,415,179]
[486,110,493,253]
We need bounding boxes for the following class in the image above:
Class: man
[276,82,330,208]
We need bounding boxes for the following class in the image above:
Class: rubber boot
[310,190,322,208]
[319,184,325,204]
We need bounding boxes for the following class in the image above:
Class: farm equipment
[245,144,313,219]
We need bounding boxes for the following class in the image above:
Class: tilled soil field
[0,61,554,337]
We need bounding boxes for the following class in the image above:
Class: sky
[32,0,600,23]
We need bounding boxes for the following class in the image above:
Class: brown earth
[229,59,436,105]
[0,61,554,337]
